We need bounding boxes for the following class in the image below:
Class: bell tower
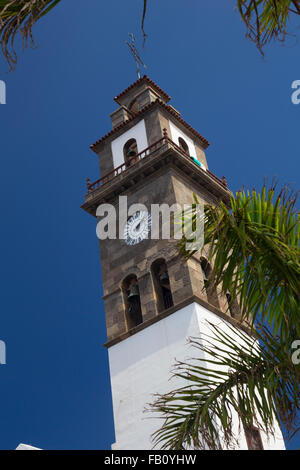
[82,76,285,450]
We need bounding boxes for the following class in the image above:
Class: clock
[124,211,152,246]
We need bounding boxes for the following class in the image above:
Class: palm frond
[0,1,150,70]
[0,0,61,70]
[236,0,300,53]
[178,185,300,342]
[149,321,300,450]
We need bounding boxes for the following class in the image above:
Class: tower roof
[90,99,210,152]
[114,75,171,105]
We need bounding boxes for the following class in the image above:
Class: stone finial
[222,176,228,187]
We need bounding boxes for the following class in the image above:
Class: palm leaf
[178,185,300,343]
[148,321,300,449]
[236,0,300,53]
[0,0,149,70]
[0,0,62,70]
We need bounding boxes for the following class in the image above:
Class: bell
[160,271,170,286]
[201,267,208,282]
[226,291,232,302]
[128,148,137,158]
[128,284,140,301]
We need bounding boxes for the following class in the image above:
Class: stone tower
[81,76,285,450]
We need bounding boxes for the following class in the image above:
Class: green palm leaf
[179,185,300,343]
[167,185,300,450]
[237,0,300,53]
[149,322,300,450]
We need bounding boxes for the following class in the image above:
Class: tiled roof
[164,101,210,148]
[90,99,210,152]
[114,75,171,104]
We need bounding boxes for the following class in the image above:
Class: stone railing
[86,129,228,194]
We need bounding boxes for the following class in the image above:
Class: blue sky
[0,0,299,450]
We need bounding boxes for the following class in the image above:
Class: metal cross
[126,33,146,79]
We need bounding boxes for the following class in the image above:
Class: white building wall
[108,302,285,450]
[15,443,41,450]
[111,119,148,169]
[169,122,197,159]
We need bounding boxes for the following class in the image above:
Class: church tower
[82,76,285,450]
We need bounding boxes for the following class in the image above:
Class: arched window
[178,137,190,156]
[225,291,240,319]
[123,138,138,167]
[244,426,264,450]
[122,274,143,329]
[200,257,219,308]
[151,259,174,312]
[200,258,210,288]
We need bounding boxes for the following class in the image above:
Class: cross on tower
[126,33,146,79]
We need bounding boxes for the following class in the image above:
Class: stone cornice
[104,295,253,348]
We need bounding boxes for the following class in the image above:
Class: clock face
[124,211,152,246]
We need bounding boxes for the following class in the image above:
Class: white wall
[111,119,148,169]
[15,443,41,450]
[169,121,197,159]
[194,305,285,451]
[108,303,285,450]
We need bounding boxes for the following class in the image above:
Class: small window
[226,291,240,319]
[178,137,190,156]
[123,139,138,167]
[152,259,174,312]
[200,258,219,308]
[200,258,210,288]
[226,291,234,317]
[244,426,264,450]
[122,274,143,329]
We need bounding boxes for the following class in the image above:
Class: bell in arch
[201,259,209,283]
[160,271,170,286]
[201,269,208,283]
[158,263,170,287]
[128,148,137,158]
[127,279,140,301]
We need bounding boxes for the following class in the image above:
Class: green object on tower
[191,156,205,170]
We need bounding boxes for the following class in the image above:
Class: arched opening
[129,98,139,114]
[200,257,219,308]
[225,291,240,319]
[122,274,143,329]
[244,425,264,450]
[200,258,210,288]
[123,138,138,167]
[178,137,190,156]
[151,259,174,312]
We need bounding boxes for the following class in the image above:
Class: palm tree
[1,1,300,70]
[181,186,300,343]
[149,185,300,449]
[150,323,300,450]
